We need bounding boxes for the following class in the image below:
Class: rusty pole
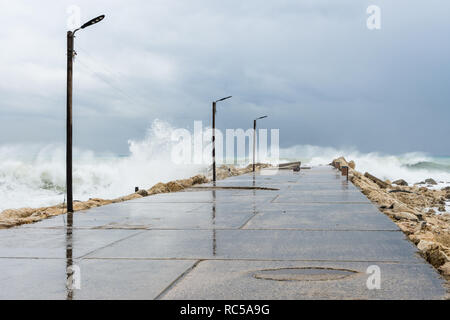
[212,101,216,183]
[341,166,349,180]
[66,31,74,213]
[253,119,256,172]
[252,115,267,172]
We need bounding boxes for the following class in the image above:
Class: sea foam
[1,119,449,212]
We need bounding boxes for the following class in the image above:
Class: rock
[191,174,209,185]
[166,181,184,192]
[414,221,427,233]
[391,202,417,214]
[415,181,425,185]
[438,206,446,212]
[348,160,355,169]
[445,193,450,200]
[136,189,148,197]
[417,240,436,252]
[428,208,436,214]
[417,240,447,267]
[388,189,413,194]
[119,193,142,201]
[393,179,408,186]
[425,178,437,185]
[441,186,450,192]
[388,211,419,222]
[150,183,169,194]
[397,221,416,235]
[428,248,448,268]
[364,172,389,189]
[438,262,450,279]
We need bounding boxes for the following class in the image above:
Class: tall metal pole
[66,31,74,213]
[212,101,216,183]
[253,119,256,172]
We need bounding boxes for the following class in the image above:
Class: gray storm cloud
[0,0,449,155]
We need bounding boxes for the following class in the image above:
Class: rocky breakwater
[333,156,450,281]
[0,163,271,229]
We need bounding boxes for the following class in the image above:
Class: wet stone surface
[0,166,447,299]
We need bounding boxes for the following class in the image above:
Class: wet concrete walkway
[0,166,446,299]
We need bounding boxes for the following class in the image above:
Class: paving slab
[286,182,360,191]
[87,229,421,262]
[23,202,252,230]
[21,202,206,228]
[243,203,398,230]
[0,258,68,300]
[274,190,370,203]
[0,227,140,258]
[161,260,446,300]
[0,258,196,300]
[75,259,196,300]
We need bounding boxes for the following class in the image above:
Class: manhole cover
[253,267,358,281]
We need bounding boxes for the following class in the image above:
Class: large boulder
[332,157,355,170]
[118,193,142,201]
[425,178,437,185]
[438,262,450,279]
[364,172,389,189]
[417,240,447,267]
[348,160,356,169]
[393,179,408,186]
[191,174,209,185]
[148,182,169,194]
[397,221,416,235]
[136,189,148,197]
[387,211,419,222]
[166,181,184,192]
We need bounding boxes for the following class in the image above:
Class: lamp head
[80,15,105,29]
[215,96,232,103]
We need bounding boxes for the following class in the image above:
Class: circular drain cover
[253,267,358,281]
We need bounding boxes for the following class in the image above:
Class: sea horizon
[1,120,449,212]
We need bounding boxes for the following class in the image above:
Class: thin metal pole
[66,31,74,213]
[253,119,256,172]
[65,210,73,300]
[212,101,216,183]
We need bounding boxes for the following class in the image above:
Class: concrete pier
[0,166,446,299]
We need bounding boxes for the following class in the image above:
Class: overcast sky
[0,0,449,156]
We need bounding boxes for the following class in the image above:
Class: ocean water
[0,120,207,212]
[1,120,449,212]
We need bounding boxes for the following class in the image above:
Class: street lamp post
[253,115,268,172]
[66,15,105,213]
[212,96,232,183]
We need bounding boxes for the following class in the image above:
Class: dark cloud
[0,0,449,155]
